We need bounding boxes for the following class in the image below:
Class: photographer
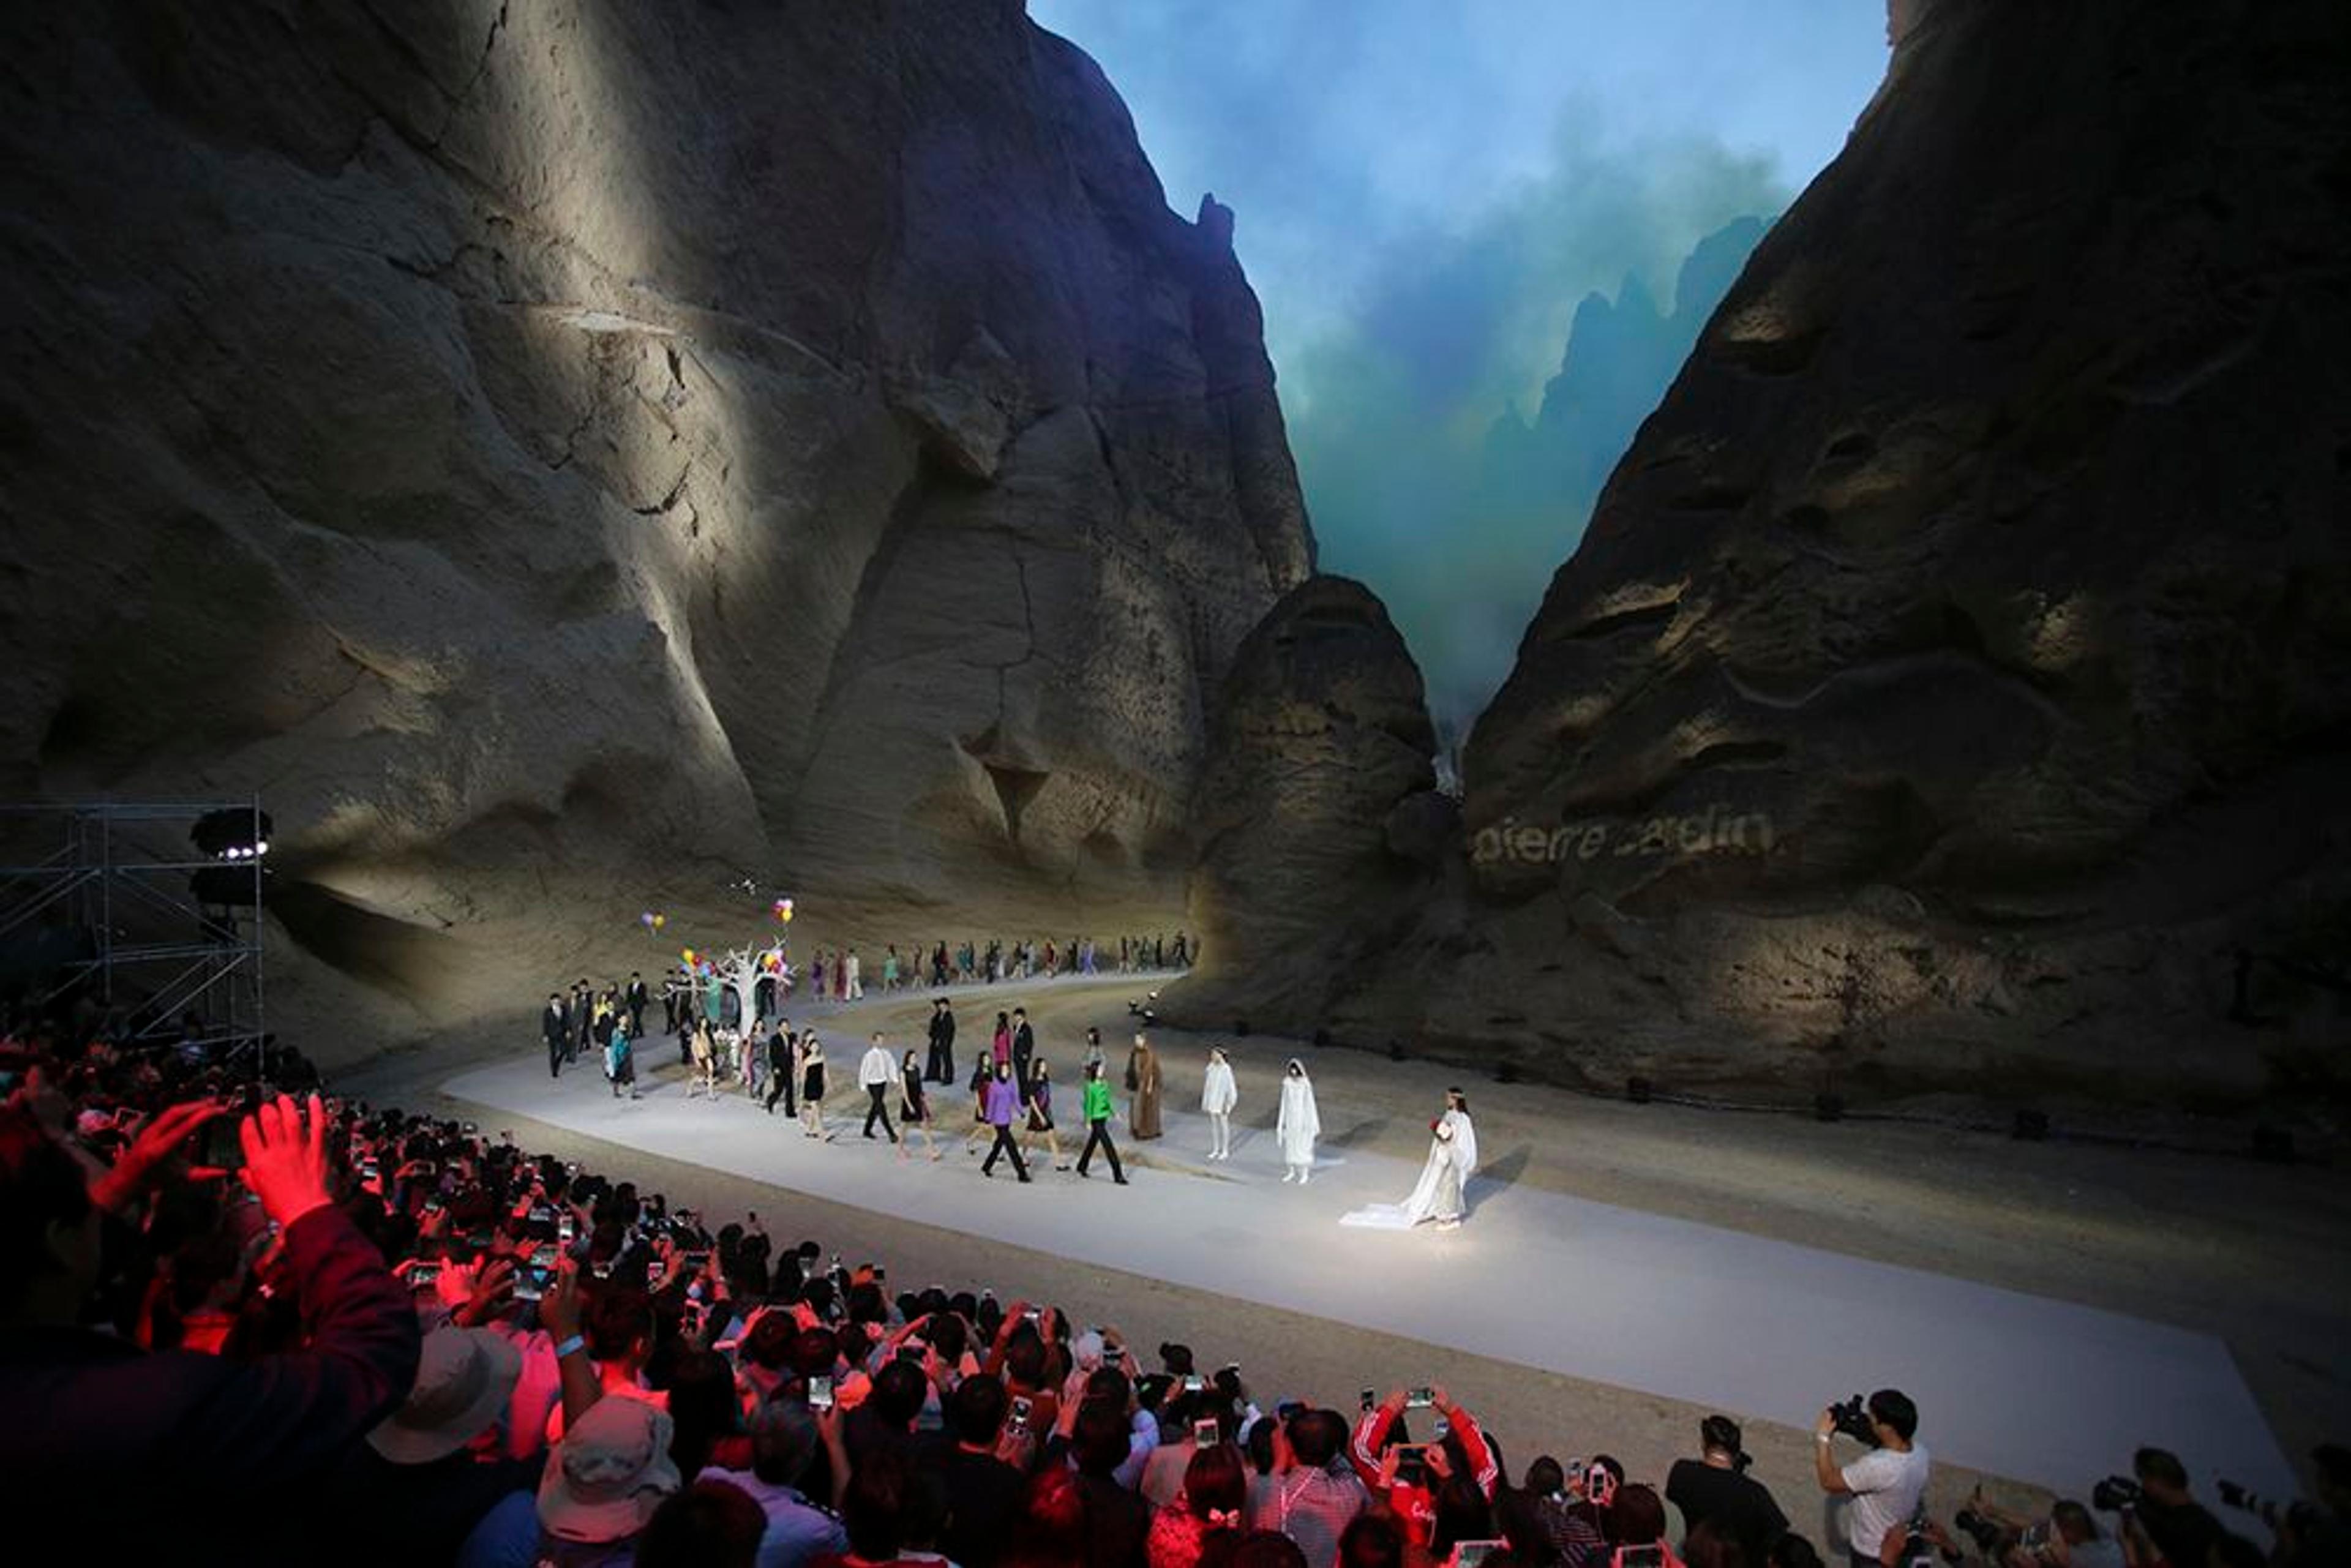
[1812,1391,1929,1568]
[1670,1415,1789,1565]
[1958,1491,2120,1568]
[2112,1449,2219,1568]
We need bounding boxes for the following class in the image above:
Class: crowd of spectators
[1,1010,2341,1568]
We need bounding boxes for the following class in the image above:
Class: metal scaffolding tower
[0,800,267,1063]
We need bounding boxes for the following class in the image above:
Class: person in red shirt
[1348,1387,1499,1547]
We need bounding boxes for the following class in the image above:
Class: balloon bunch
[771,897,795,924]
[639,910,667,932]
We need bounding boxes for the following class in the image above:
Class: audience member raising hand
[239,1090,336,1229]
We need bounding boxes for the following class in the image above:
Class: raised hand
[460,1256,517,1327]
[540,1254,583,1341]
[91,1098,220,1213]
[238,1093,332,1229]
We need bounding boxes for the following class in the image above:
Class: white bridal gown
[1341,1108,1476,1229]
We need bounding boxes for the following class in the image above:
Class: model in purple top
[979,1062,1032,1182]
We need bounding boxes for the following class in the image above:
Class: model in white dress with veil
[1341,1087,1476,1229]
[1277,1059,1319,1183]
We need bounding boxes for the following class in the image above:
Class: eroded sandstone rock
[1224,0,2351,1108]
[0,1,1311,1041]
[1179,577,1437,1027]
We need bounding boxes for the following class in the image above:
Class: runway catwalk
[444,972,2295,1500]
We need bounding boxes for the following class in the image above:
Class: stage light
[190,808,273,861]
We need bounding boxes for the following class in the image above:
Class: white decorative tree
[712,940,793,1029]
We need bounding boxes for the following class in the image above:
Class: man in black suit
[926,998,956,1084]
[571,979,594,1063]
[660,967,679,1035]
[1011,1007,1036,1092]
[765,1019,797,1116]
[625,972,650,1038]
[542,993,568,1079]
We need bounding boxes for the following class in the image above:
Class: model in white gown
[1276,1059,1319,1182]
[1202,1047,1238,1160]
[1342,1087,1475,1229]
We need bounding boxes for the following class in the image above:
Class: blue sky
[1030,1,1891,724]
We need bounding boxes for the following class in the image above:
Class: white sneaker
[1299,1170,1310,1184]
[1281,1168,1295,1183]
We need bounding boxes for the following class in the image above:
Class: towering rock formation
[0,1,1311,1020]
[1184,577,1441,1027]
[1196,0,2351,1108]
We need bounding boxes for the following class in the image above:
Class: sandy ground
[338,971,2349,1528]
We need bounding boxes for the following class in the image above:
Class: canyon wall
[0,1,1310,1034]
[1184,0,2351,1109]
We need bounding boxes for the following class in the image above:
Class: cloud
[1287,121,1788,727]
[1028,0,1883,730]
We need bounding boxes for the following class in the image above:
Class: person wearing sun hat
[323,1322,543,1566]
[535,1395,684,1565]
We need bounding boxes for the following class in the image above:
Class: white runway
[443,975,2293,1499]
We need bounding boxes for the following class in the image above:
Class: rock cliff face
[1182,577,1441,1026]
[0,1,1311,1001]
[1198,0,2351,1107]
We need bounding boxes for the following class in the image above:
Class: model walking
[799,1035,831,1141]
[1024,1059,1067,1170]
[689,1019,718,1100]
[1074,1059,1128,1184]
[1125,1032,1163,1140]
[1401,1087,1477,1228]
[763,1021,795,1116]
[979,1062,1032,1182]
[898,1048,940,1161]
[963,1050,993,1156]
[858,1032,899,1144]
[543,993,568,1079]
[1201,1046,1237,1160]
[1277,1059,1319,1184]
[607,1023,638,1100]
[926,998,956,1084]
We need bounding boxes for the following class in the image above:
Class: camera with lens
[1828,1395,1882,1447]
[2216,1480,2315,1536]
[2090,1476,2139,1513]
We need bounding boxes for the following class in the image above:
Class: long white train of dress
[1340,1109,1476,1228]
